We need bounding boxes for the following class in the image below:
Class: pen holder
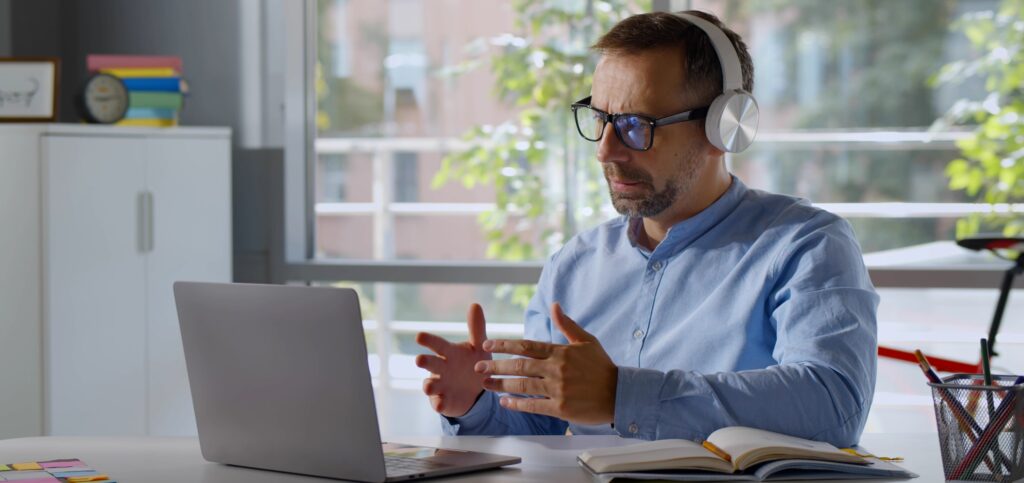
[929,374,1024,482]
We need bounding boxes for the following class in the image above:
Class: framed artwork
[0,58,60,122]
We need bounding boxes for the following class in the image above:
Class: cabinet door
[145,136,231,436]
[43,135,148,435]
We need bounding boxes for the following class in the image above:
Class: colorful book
[87,54,183,73]
[100,67,178,78]
[121,77,185,92]
[128,91,183,110]
[124,107,177,120]
[116,118,178,127]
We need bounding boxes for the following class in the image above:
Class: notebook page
[580,439,730,472]
[706,427,864,470]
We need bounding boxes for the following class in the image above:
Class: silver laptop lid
[174,282,387,482]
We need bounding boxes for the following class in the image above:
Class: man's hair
[592,10,754,106]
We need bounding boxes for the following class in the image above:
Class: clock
[78,73,129,124]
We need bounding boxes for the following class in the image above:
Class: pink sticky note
[39,459,84,469]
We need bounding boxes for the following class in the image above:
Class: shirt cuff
[440,390,496,435]
[613,366,664,439]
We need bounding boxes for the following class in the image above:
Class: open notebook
[578,427,917,481]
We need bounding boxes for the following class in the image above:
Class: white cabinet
[0,124,231,438]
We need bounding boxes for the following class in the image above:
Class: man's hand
[415,303,491,418]
[475,303,618,425]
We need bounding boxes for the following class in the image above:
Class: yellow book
[116,118,178,127]
[99,67,178,78]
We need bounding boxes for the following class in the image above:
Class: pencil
[949,388,1019,480]
[982,339,997,432]
[702,440,732,463]
[914,349,1009,475]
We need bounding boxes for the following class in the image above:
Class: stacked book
[87,54,186,127]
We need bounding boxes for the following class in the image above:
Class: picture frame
[0,57,60,122]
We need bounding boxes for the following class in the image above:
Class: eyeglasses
[570,96,709,151]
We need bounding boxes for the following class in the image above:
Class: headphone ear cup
[704,90,759,153]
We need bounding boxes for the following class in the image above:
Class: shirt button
[633,329,645,339]
[652,261,663,271]
[628,423,639,434]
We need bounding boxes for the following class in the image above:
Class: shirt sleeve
[440,250,571,436]
[612,214,878,447]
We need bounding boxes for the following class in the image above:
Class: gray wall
[0,0,11,56]
[12,0,243,131]
[7,0,286,283]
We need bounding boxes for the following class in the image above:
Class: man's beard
[604,161,697,218]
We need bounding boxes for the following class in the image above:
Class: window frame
[281,0,1024,291]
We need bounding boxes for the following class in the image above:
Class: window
[304,0,1021,437]
[318,153,347,203]
[393,152,418,203]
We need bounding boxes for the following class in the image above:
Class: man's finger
[475,357,547,377]
[551,303,595,343]
[422,377,437,395]
[415,354,446,374]
[483,376,548,397]
[467,303,488,348]
[416,332,453,357]
[500,396,559,418]
[483,338,554,359]
[430,395,445,413]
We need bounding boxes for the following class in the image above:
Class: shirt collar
[626,175,748,258]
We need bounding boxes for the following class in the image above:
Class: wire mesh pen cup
[929,374,1024,481]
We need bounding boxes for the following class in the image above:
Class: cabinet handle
[146,191,155,253]
[137,192,147,253]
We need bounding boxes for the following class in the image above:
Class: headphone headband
[673,12,744,92]
[672,12,758,153]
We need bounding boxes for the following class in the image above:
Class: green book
[129,91,183,110]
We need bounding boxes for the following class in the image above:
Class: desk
[0,434,939,482]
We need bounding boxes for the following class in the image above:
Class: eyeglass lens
[574,105,651,150]
[576,107,604,141]
[614,116,651,150]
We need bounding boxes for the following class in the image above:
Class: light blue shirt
[442,176,878,447]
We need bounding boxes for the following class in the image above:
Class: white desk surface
[0,433,939,482]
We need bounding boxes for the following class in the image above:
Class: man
[415,10,877,447]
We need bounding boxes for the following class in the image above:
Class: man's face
[590,47,713,219]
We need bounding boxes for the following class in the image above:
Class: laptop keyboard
[385,455,452,476]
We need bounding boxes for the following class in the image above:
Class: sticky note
[1,471,55,481]
[45,467,93,473]
[66,476,108,483]
[46,469,95,478]
[10,464,41,471]
[38,460,84,469]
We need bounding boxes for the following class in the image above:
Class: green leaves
[434,0,650,307]
[939,0,1024,237]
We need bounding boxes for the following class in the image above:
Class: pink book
[87,54,183,73]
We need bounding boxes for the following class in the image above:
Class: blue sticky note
[45,469,96,477]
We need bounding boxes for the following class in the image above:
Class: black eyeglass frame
[570,96,710,151]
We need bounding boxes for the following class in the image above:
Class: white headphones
[674,13,759,153]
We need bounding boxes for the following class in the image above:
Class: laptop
[173,281,521,482]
